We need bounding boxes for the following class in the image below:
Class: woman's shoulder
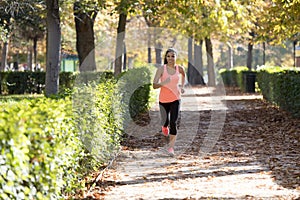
[157,65,165,71]
[177,65,185,72]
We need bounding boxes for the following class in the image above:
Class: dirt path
[86,87,300,200]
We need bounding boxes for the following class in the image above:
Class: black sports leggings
[159,100,180,135]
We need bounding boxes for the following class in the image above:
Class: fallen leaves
[74,88,300,199]
[221,96,300,190]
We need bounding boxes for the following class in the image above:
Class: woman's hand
[180,87,185,94]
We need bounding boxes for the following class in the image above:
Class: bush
[257,66,300,118]
[0,97,84,199]
[0,71,80,95]
[58,72,77,94]
[116,66,155,125]
[219,66,257,92]
[2,72,45,94]
[72,77,122,162]
[219,66,249,87]
[0,67,155,199]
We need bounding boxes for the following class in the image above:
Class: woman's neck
[167,63,176,68]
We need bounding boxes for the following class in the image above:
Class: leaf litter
[73,87,300,200]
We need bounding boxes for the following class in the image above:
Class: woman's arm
[153,66,170,89]
[179,66,186,93]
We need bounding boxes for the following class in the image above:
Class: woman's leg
[169,100,180,135]
[159,102,170,127]
[168,100,180,151]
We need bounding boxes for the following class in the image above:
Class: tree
[15,1,46,70]
[114,12,127,76]
[0,0,43,93]
[257,0,300,45]
[113,0,139,76]
[227,42,233,69]
[142,0,207,84]
[73,0,99,72]
[0,0,46,71]
[161,0,218,86]
[0,1,14,71]
[193,40,205,85]
[236,0,268,70]
[155,0,243,86]
[205,37,215,86]
[142,0,166,66]
[45,0,61,96]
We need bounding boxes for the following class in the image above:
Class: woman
[153,48,185,156]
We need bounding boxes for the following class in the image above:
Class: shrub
[219,66,249,87]
[116,66,155,126]
[257,66,300,118]
[72,78,122,162]
[0,71,83,95]
[0,97,84,199]
[0,67,155,199]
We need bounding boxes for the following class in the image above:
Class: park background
[0,0,299,199]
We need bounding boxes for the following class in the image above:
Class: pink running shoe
[168,147,175,156]
[161,126,169,136]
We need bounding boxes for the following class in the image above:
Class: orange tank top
[159,64,181,103]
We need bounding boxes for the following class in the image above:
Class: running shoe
[161,126,169,136]
[168,147,175,156]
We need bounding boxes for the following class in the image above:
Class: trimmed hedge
[219,66,256,92]
[72,77,122,162]
[219,66,248,87]
[0,71,77,95]
[0,97,84,199]
[116,67,155,121]
[257,67,300,118]
[0,66,154,199]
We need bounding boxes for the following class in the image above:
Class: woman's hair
[164,48,178,64]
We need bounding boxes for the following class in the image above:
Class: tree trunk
[205,37,216,87]
[193,40,205,85]
[247,42,253,70]
[198,40,204,77]
[187,37,193,84]
[247,31,255,70]
[1,41,8,71]
[296,41,300,67]
[263,42,266,66]
[45,0,61,96]
[114,13,127,76]
[27,45,33,71]
[0,41,8,94]
[227,42,233,69]
[123,42,127,70]
[155,41,162,67]
[74,2,97,72]
[147,29,152,63]
[188,39,205,86]
[33,36,38,69]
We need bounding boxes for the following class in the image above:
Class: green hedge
[257,67,300,118]
[116,66,156,124]
[0,66,154,199]
[72,78,122,162]
[0,72,77,95]
[219,66,249,87]
[0,81,122,199]
[219,66,256,92]
[0,97,84,199]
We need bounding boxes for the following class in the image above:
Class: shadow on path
[222,98,300,190]
[85,87,300,200]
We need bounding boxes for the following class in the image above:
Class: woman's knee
[169,122,177,135]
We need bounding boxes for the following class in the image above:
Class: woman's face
[166,51,176,65]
